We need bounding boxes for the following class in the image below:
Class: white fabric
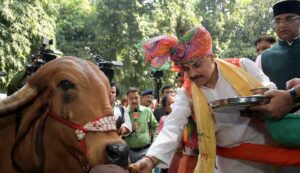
[147,62,277,172]
[239,58,276,89]
[75,116,117,140]
[113,105,132,133]
[255,55,263,71]
[0,93,6,99]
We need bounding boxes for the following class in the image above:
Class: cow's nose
[106,143,129,168]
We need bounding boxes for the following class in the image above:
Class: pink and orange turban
[143,26,213,66]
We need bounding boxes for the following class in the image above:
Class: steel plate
[209,95,270,114]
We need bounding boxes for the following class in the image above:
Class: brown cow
[0,56,129,173]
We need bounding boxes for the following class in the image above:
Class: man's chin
[191,79,205,87]
[130,105,138,109]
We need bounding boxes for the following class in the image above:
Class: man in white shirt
[129,26,300,173]
[110,82,131,136]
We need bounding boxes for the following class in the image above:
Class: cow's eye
[58,80,75,91]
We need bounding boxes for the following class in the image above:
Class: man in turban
[256,0,300,90]
[127,26,292,173]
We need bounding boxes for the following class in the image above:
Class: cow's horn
[0,85,38,115]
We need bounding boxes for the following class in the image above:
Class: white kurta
[255,55,263,71]
[147,61,277,173]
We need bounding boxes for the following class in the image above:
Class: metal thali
[209,95,270,114]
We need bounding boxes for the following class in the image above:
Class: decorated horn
[0,85,38,115]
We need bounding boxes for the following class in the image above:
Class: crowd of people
[128,1,300,173]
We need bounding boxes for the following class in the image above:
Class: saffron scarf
[192,58,263,173]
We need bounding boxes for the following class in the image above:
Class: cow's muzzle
[106,143,129,168]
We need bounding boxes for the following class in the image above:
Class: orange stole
[217,143,300,166]
[177,155,198,173]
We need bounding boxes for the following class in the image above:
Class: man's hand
[251,89,293,118]
[286,78,300,89]
[118,127,129,136]
[128,156,158,173]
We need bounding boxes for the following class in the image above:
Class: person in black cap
[140,89,154,108]
[252,1,300,172]
[256,0,300,90]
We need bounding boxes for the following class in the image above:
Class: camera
[0,71,6,77]
[26,37,61,75]
[151,70,163,79]
[97,58,123,82]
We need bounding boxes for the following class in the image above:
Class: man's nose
[189,69,198,79]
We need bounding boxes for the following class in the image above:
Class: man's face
[182,56,217,88]
[162,88,173,97]
[274,13,300,42]
[110,86,117,105]
[176,76,184,88]
[127,91,140,110]
[165,95,175,114]
[140,94,154,107]
[256,40,273,56]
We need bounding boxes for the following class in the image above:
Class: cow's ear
[11,87,53,172]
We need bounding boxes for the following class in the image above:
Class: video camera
[26,37,61,75]
[151,70,163,79]
[97,58,123,82]
[0,71,6,77]
[151,70,163,104]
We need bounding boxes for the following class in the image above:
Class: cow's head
[0,57,129,172]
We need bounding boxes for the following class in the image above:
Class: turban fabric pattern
[143,26,213,69]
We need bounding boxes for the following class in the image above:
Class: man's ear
[209,54,216,63]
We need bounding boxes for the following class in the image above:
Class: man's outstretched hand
[251,89,293,118]
[128,156,157,173]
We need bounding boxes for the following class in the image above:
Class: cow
[0,56,129,173]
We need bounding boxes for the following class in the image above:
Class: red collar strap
[48,111,117,158]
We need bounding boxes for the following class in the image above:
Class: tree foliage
[0,0,55,91]
[195,0,276,59]
[0,0,277,95]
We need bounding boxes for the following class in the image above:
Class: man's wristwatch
[288,88,300,103]
[288,88,297,99]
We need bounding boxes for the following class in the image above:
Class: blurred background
[0,0,276,96]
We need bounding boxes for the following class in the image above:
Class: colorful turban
[170,27,212,63]
[143,36,178,70]
[143,26,213,67]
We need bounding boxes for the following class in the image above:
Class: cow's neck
[43,117,87,173]
[15,119,44,172]
[0,116,17,173]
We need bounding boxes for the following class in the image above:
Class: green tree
[195,0,276,59]
[94,0,200,96]
[0,0,278,94]
[0,0,55,91]
[50,0,96,59]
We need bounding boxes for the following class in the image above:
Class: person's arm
[251,78,300,117]
[240,58,277,89]
[130,88,191,171]
[149,110,158,141]
[119,108,132,136]
[255,54,262,71]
